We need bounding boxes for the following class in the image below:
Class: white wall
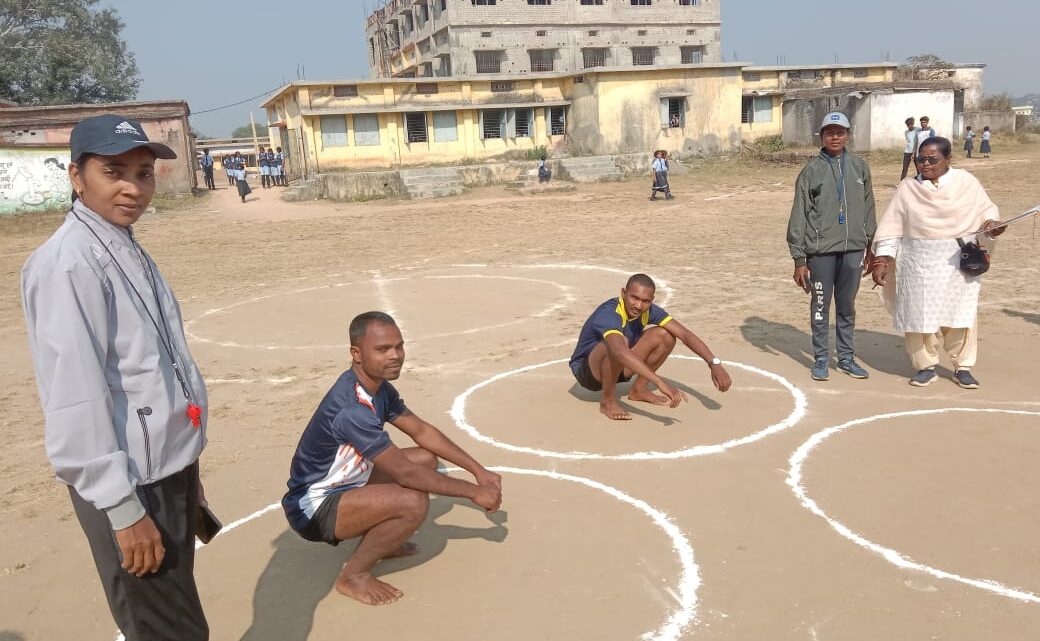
[868,90,955,151]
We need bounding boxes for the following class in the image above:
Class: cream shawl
[875,168,999,242]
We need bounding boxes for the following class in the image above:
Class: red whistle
[187,403,203,428]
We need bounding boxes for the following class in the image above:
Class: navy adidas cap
[70,114,177,163]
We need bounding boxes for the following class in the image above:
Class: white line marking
[116,467,699,641]
[787,408,1040,604]
[451,355,807,460]
[371,270,398,321]
[205,376,295,385]
[185,273,570,350]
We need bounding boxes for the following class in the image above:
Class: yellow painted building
[261,61,903,174]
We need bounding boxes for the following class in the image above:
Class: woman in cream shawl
[870,137,1006,388]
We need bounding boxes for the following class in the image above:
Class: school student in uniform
[275,147,286,186]
[233,152,251,203]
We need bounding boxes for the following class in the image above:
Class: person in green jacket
[787,111,877,381]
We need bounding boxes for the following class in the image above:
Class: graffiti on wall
[0,147,73,215]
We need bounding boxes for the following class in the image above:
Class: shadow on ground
[1004,308,1040,327]
[740,316,910,377]
[239,496,507,641]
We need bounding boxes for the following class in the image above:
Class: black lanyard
[72,210,195,404]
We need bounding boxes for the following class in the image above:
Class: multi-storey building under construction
[365,0,721,79]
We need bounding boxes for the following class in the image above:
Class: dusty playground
[1,143,1039,641]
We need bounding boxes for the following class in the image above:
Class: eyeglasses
[916,155,944,165]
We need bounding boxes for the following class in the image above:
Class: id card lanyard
[833,152,847,225]
[72,210,203,428]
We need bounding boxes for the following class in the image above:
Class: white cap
[820,112,851,131]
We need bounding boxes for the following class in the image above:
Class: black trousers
[900,152,914,180]
[70,462,208,641]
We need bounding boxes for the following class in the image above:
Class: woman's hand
[981,220,1006,238]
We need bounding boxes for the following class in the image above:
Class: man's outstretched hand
[472,479,502,512]
[710,364,732,392]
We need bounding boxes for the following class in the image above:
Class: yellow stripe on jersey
[603,329,624,338]
[658,315,674,327]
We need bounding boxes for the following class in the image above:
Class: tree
[231,123,259,139]
[898,53,954,81]
[0,0,140,105]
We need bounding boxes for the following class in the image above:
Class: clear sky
[102,0,1035,138]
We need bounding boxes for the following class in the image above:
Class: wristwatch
[709,357,722,366]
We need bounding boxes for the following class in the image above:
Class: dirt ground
[1,143,1038,641]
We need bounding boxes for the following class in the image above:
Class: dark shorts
[572,357,632,392]
[296,491,345,546]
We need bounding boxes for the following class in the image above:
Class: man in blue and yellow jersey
[569,273,732,420]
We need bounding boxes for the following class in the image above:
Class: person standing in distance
[21,115,211,641]
[900,117,918,180]
[787,112,877,381]
[199,147,216,190]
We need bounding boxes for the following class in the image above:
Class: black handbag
[956,237,990,277]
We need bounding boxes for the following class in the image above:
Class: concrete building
[365,0,721,79]
[0,100,196,215]
[263,62,744,175]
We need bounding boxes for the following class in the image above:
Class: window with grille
[741,96,772,124]
[481,31,492,37]
[415,82,438,94]
[527,0,551,4]
[588,29,598,36]
[686,28,697,35]
[637,29,647,36]
[582,47,607,68]
[665,98,685,128]
[515,109,533,137]
[333,85,359,97]
[472,0,496,4]
[581,0,604,4]
[631,47,655,66]
[320,116,348,147]
[441,0,447,10]
[420,3,429,21]
[475,50,502,73]
[681,46,704,64]
[743,72,761,82]
[529,49,555,72]
[481,109,504,139]
[405,112,428,143]
[631,0,651,5]
[548,106,566,135]
[679,0,699,4]
[491,81,514,92]
[853,69,868,78]
[536,29,547,36]
[354,114,380,145]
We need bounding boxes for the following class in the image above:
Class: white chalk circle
[115,466,699,641]
[787,408,1040,604]
[184,273,573,350]
[451,355,807,460]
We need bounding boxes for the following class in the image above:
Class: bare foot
[628,387,670,406]
[335,572,404,606]
[385,541,420,558]
[599,399,632,420]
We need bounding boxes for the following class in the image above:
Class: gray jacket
[22,201,207,530]
[787,149,877,266]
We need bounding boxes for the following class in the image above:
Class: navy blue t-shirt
[569,297,672,375]
[282,369,405,531]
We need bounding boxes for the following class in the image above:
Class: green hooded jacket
[787,149,877,266]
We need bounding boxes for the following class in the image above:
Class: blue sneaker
[953,370,980,389]
[811,358,830,381]
[909,368,938,387]
[836,358,869,379]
